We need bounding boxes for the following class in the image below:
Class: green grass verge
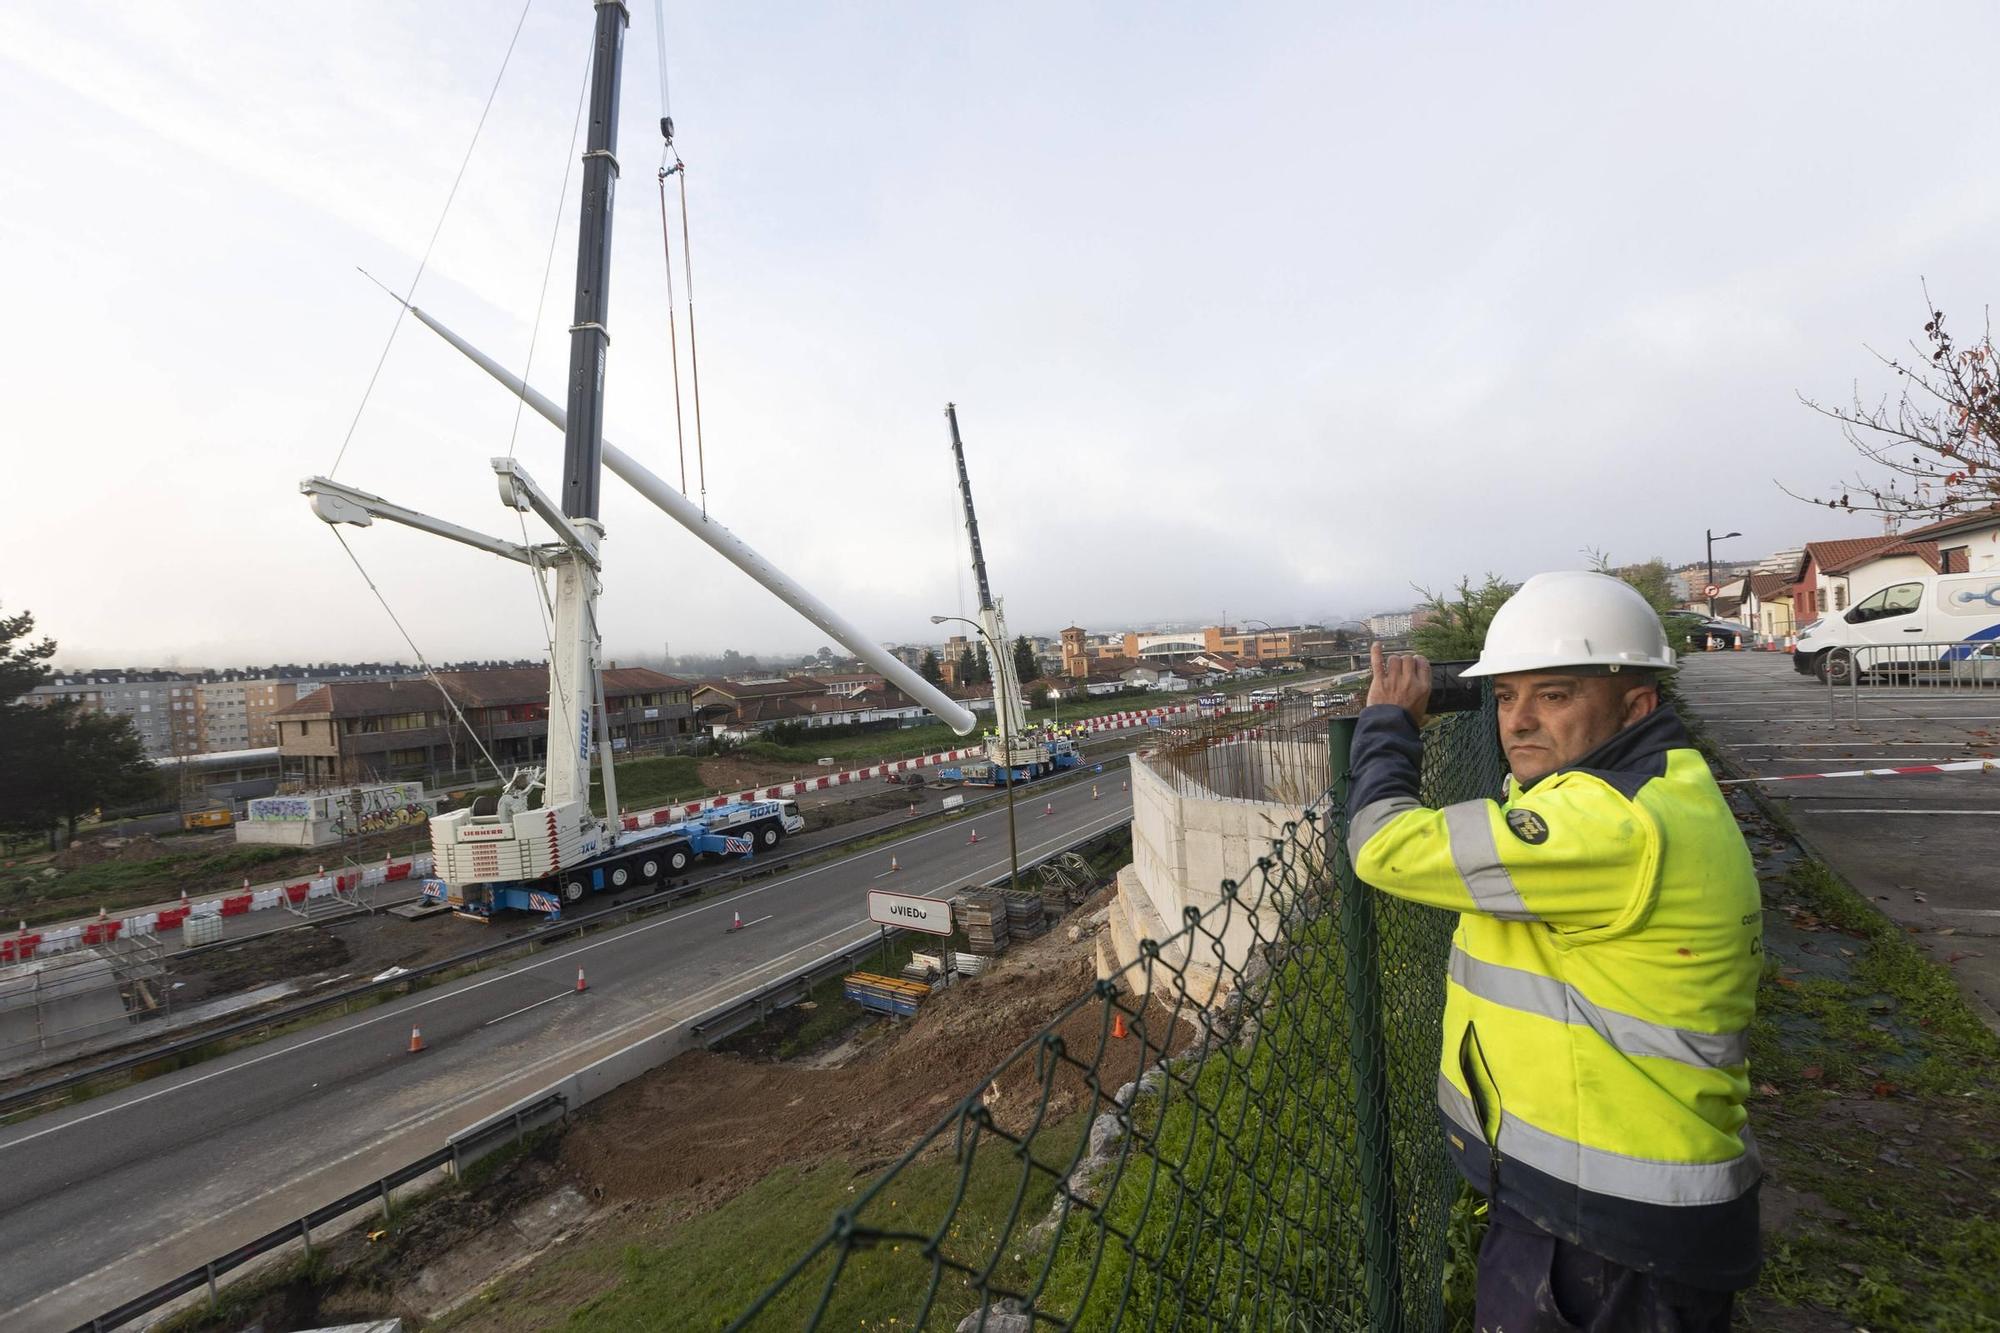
[434,1119,1086,1332]
[1748,858,2000,1330]
[590,754,706,813]
[0,844,303,925]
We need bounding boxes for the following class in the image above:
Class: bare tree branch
[1790,284,2000,523]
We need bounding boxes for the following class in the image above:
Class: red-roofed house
[1791,536,1941,626]
[1896,503,2000,574]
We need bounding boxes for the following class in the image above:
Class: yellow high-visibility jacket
[1348,703,1762,1290]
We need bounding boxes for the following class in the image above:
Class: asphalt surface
[0,775,1136,1331]
[1675,653,2000,1028]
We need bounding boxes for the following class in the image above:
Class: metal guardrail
[1825,639,2000,723]
[75,1092,564,1333]
[76,819,1133,1332]
[0,763,1121,1120]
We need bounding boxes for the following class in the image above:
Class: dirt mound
[559,896,1188,1218]
[697,755,815,791]
[56,831,210,868]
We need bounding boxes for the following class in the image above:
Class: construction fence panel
[727,699,1508,1332]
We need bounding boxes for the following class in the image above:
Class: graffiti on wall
[246,796,313,822]
[335,782,431,836]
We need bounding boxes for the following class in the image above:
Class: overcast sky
[5,3,1997,668]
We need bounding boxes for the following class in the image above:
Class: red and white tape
[1719,758,1997,786]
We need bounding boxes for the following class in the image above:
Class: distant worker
[1347,571,1760,1332]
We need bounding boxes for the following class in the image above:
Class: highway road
[0,773,1136,1330]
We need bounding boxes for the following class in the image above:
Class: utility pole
[1706,528,1742,620]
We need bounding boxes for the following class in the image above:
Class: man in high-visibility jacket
[1349,570,1760,1333]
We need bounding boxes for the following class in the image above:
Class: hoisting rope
[327,529,506,781]
[328,0,537,479]
[506,37,596,665]
[652,0,709,516]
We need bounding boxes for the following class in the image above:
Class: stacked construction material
[844,971,930,1018]
[1004,890,1048,940]
[958,891,1011,956]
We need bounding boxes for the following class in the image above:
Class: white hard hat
[1460,570,1677,678]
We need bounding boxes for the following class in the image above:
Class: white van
[1792,571,2000,682]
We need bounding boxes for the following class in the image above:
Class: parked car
[1665,610,1749,651]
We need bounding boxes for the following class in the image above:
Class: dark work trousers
[1475,1207,1735,1333]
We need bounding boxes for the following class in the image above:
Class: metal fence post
[1328,715,1403,1332]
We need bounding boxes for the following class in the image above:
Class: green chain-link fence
[728,702,1507,1332]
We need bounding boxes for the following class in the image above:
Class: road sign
[1704,583,1719,597]
[941,793,964,811]
[868,889,953,936]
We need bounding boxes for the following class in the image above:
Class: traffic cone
[1121,780,1127,792]
[908,803,918,817]
[1092,785,1100,801]
[97,905,107,922]
[968,827,980,845]
[1042,802,1054,818]
[730,910,744,931]
[889,855,900,872]
[1112,1012,1129,1040]
[407,1026,426,1054]
[575,966,588,993]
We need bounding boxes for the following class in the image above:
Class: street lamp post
[932,614,1020,893]
[1705,529,1742,620]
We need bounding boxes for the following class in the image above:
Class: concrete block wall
[1101,742,1318,1012]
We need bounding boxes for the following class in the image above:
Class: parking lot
[1676,651,2000,1029]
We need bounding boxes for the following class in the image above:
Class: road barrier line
[1717,758,1997,785]
[482,992,572,1028]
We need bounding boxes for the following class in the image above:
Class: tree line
[1,604,161,848]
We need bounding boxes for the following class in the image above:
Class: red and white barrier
[3,852,435,962]
[1720,758,1996,785]
[632,704,1203,825]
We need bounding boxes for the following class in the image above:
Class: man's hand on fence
[1368,642,1431,728]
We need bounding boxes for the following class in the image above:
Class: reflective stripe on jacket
[1347,703,1762,1290]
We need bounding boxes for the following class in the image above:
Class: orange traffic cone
[730,910,744,931]
[968,827,980,845]
[1121,780,1127,792]
[1112,1012,1129,1040]
[575,967,588,993]
[889,855,900,872]
[407,1026,426,1054]
[908,803,918,817]
[1091,785,1100,801]
[1042,802,1054,818]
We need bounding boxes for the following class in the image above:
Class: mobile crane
[299,0,974,920]
[937,404,1082,787]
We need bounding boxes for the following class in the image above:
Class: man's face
[1492,671,1657,785]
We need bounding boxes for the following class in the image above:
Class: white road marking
[1934,908,2000,917]
[482,992,571,1027]
[0,800,1133,1153]
[1794,808,2000,816]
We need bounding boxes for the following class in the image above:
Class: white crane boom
[399,300,978,736]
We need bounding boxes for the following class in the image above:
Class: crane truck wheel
[641,859,660,882]
[611,866,629,888]
[758,824,781,849]
[668,847,690,873]
[562,879,586,903]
